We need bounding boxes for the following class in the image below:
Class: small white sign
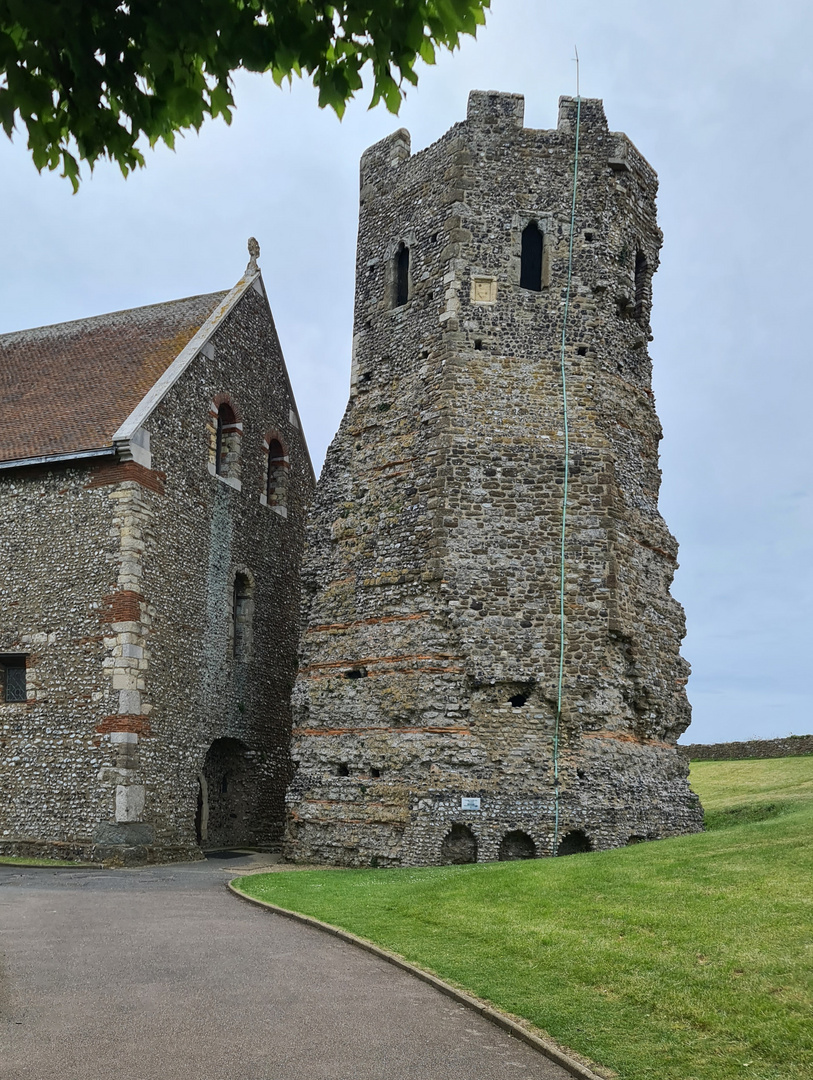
[460,797,481,811]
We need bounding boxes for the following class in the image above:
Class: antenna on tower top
[573,46,580,99]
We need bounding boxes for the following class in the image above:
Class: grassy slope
[237,758,813,1080]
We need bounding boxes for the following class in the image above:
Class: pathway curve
[0,854,573,1080]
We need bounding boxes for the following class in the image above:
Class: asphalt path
[0,854,572,1080]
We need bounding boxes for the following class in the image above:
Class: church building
[0,245,313,864]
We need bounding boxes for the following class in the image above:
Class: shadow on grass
[703,800,793,830]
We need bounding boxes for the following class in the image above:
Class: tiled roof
[0,291,228,465]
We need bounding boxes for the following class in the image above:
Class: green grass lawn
[236,756,813,1080]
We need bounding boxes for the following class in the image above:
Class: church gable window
[262,435,289,517]
[209,395,242,487]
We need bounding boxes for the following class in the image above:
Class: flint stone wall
[682,736,813,761]
[0,280,312,863]
[286,92,702,867]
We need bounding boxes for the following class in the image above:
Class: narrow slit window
[520,222,543,291]
[232,573,253,661]
[395,243,410,307]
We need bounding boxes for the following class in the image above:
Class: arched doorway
[200,737,252,849]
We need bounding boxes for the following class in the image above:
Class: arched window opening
[557,829,592,856]
[520,222,543,291]
[215,402,241,478]
[634,250,648,322]
[232,572,253,662]
[498,830,536,861]
[266,438,288,509]
[394,242,410,307]
[440,823,478,865]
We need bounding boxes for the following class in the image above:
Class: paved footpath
[0,854,572,1080]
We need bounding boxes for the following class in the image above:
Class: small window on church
[520,222,543,292]
[215,403,241,479]
[266,438,288,510]
[634,250,648,322]
[1,655,27,702]
[394,242,410,307]
[232,573,253,662]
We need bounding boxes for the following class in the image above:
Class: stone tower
[285,92,702,866]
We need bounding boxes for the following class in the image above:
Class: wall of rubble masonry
[682,736,813,761]
[285,92,702,867]
[0,281,312,863]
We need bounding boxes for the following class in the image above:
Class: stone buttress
[285,92,702,866]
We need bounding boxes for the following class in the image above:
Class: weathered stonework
[0,266,313,863]
[286,92,702,867]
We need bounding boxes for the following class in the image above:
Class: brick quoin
[101,591,144,624]
[86,460,166,494]
[96,715,153,736]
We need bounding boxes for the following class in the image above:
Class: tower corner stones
[284,91,702,867]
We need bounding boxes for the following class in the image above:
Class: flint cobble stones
[285,92,702,867]
[0,278,313,863]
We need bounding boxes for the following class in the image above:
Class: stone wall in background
[285,92,702,868]
[681,736,813,761]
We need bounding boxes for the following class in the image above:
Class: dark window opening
[557,829,592,856]
[266,438,288,508]
[498,830,536,861]
[584,231,594,242]
[215,403,239,477]
[1,655,26,702]
[576,769,586,780]
[509,693,528,708]
[395,243,410,307]
[430,232,439,243]
[577,346,587,357]
[343,668,367,680]
[520,222,543,291]
[337,763,350,776]
[360,372,372,383]
[440,823,478,865]
[474,339,483,351]
[634,250,648,322]
[370,767,381,778]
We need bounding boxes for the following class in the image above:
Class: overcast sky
[1,0,810,744]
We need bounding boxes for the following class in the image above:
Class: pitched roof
[0,291,227,465]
